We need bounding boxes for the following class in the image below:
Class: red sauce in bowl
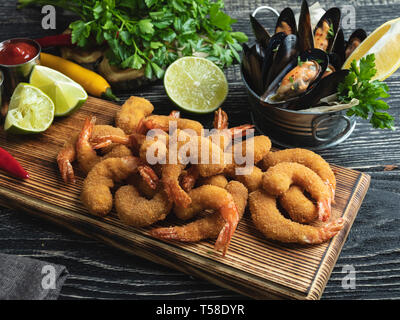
[0,40,39,66]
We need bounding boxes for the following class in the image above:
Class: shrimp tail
[317,198,332,222]
[57,156,75,184]
[181,166,200,192]
[138,165,159,190]
[214,197,240,256]
[304,218,344,244]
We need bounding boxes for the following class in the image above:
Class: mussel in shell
[243,0,367,111]
[313,8,341,52]
[345,29,367,59]
[275,8,297,35]
[262,49,329,106]
[274,60,320,101]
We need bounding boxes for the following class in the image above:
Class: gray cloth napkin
[0,253,68,300]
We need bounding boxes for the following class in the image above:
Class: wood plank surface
[0,0,399,300]
[0,96,370,300]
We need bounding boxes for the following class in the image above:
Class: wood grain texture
[0,96,370,299]
[0,0,399,300]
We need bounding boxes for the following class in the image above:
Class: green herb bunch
[338,54,394,130]
[18,0,248,79]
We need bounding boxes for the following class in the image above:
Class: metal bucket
[243,6,356,150]
[242,65,356,150]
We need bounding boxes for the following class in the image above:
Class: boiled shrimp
[115,185,172,227]
[115,96,154,134]
[262,162,332,222]
[249,190,344,244]
[81,156,158,216]
[151,181,248,256]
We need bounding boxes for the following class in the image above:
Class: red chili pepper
[35,34,73,48]
[0,147,29,179]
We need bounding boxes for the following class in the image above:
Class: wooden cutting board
[0,96,370,300]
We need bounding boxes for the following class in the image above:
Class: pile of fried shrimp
[57,96,344,256]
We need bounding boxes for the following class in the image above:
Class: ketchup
[0,40,38,66]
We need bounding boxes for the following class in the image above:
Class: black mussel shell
[261,32,287,87]
[331,28,346,63]
[313,7,341,52]
[261,48,329,108]
[275,7,297,35]
[244,44,265,96]
[297,0,314,52]
[302,69,350,108]
[345,29,367,59]
[264,34,299,89]
[250,14,271,49]
[241,43,252,82]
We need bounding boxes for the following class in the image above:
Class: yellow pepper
[40,52,118,101]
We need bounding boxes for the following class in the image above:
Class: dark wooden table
[1,0,399,300]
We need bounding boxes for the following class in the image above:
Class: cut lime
[4,83,55,134]
[30,65,87,116]
[164,57,228,114]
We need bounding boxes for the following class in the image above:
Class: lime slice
[30,65,87,116]
[4,83,55,134]
[164,57,228,114]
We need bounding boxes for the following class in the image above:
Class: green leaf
[138,19,154,34]
[209,3,235,31]
[70,20,91,47]
[231,31,248,43]
[151,62,165,78]
[339,54,394,130]
[150,41,163,49]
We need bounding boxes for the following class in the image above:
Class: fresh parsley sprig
[338,54,395,130]
[18,0,248,80]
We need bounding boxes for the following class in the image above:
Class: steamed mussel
[243,0,368,111]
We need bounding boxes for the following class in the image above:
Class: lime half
[164,57,228,114]
[5,83,55,134]
[30,65,87,116]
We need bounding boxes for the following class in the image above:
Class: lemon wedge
[343,17,400,81]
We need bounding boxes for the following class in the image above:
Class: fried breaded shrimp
[151,181,248,256]
[76,116,132,175]
[81,156,157,216]
[262,162,332,222]
[262,148,336,196]
[249,190,344,244]
[161,132,226,207]
[226,165,264,192]
[221,135,271,191]
[57,121,130,183]
[225,135,272,169]
[137,114,204,136]
[127,173,158,199]
[115,96,154,134]
[115,185,172,227]
[197,174,229,189]
[180,109,254,191]
[279,185,318,224]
